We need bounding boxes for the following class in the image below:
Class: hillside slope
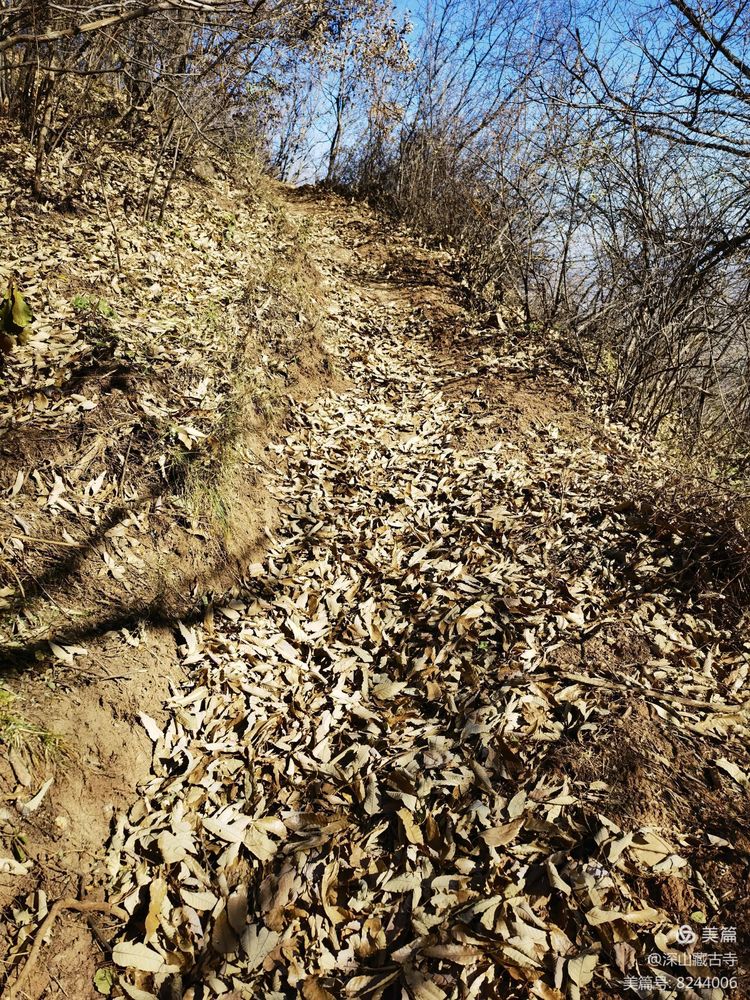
[0,125,332,991]
[2,185,749,999]
[0,122,329,655]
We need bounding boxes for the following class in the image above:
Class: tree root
[1,898,129,1000]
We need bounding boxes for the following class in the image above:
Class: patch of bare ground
[0,627,178,998]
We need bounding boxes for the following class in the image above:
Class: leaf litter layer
[0,121,326,658]
[15,192,750,1000]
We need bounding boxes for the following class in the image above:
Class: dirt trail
[4,189,750,1000]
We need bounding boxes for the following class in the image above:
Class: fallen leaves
[20,777,54,817]
[480,817,525,847]
[112,941,165,975]
[0,124,315,645]
[46,198,750,998]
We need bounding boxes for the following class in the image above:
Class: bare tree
[0,0,377,205]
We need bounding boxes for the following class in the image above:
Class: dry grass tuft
[0,686,63,755]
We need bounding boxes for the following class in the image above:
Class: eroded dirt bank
[2,187,750,1000]
[0,142,332,991]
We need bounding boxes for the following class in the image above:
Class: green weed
[72,294,116,318]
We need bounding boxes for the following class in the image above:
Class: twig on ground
[16,557,75,621]
[0,557,25,599]
[551,670,747,713]
[10,536,82,549]
[117,436,133,498]
[1,898,128,1000]
[98,165,122,273]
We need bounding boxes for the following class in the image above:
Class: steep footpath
[3,188,750,1000]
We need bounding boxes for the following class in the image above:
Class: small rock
[9,749,31,788]
[484,311,506,333]
[192,157,218,184]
